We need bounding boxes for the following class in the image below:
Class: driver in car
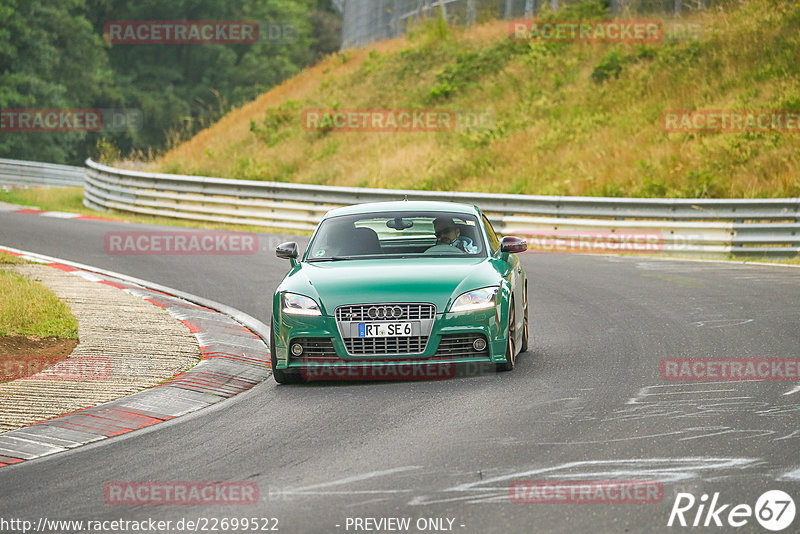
[433,217,478,253]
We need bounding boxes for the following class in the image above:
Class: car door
[482,213,524,344]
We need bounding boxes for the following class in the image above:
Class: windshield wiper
[308,254,483,262]
[307,256,357,263]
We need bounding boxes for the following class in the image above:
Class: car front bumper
[273,306,507,375]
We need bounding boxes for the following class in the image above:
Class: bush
[591,50,626,83]
[250,100,300,147]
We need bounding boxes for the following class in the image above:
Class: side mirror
[500,236,527,254]
[276,242,299,260]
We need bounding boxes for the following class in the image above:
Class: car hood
[278,257,502,314]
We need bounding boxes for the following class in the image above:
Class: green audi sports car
[270,201,528,383]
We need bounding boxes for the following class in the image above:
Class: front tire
[496,299,516,372]
[270,318,303,384]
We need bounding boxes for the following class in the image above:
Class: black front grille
[434,334,489,359]
[289,335,488,362]
[344,336,427,356]
[336,303,435,322]
[290,338,337,361]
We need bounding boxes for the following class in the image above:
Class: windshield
[306,211,486,261]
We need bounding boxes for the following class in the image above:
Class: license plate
[358,322,413,337]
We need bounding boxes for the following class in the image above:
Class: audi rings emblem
[367,306,404,320]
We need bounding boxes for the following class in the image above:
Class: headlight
[282,292,322,316]
[450,286,499,312]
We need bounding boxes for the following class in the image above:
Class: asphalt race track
[1,209,798,533]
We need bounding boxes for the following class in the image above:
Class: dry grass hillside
[152,0,800,198]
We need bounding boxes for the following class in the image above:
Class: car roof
[322,201,480,219]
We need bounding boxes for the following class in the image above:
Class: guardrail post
[466,0,477,24]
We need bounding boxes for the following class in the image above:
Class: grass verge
[0,268,79,339]
[0,252,27,265]
[150,0,800,198]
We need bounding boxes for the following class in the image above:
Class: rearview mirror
[276,242,299,260]
[500,236,527,254]
[386,217,413,230]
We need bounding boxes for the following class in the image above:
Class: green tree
[1,0,342,164]
[0,0,115,162]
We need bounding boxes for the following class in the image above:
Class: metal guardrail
[0,158,86,187]
[83,159,799,258]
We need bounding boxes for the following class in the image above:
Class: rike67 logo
[668,490,795,531]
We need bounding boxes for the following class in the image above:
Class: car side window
[482,215,500,253]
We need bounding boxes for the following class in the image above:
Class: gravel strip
[0,264,200,432]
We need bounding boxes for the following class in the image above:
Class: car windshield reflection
[305,211,487,261]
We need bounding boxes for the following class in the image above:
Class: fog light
[291,343,304,357]
[473,338,487,351]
